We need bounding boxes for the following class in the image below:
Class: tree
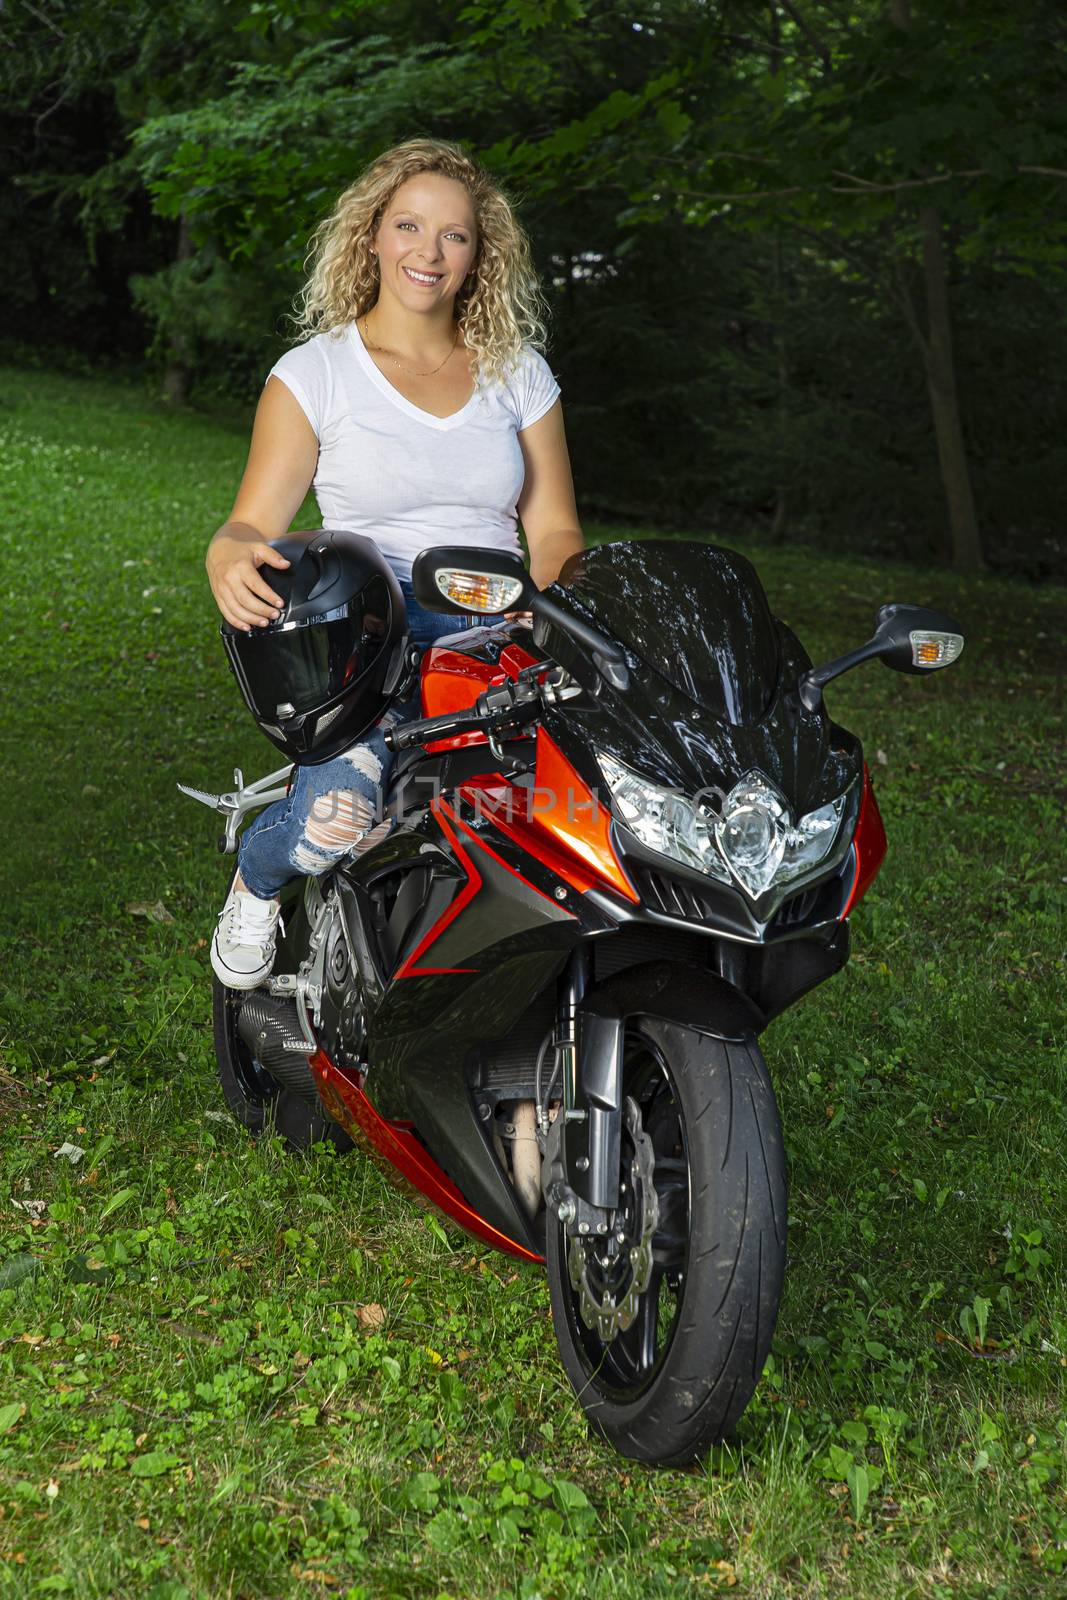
[468,0,1067,569]
[3,0,1064,573]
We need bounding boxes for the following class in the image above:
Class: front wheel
[546,1017,786,1466]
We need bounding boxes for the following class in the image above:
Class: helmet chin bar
[176,763,293,855]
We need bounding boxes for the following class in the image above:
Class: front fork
[542,947,623,1239]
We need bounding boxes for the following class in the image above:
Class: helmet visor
[225,584,392,720]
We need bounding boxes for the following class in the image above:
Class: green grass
[0,362,1065,1598]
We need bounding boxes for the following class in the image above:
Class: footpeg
[177,764,293,853]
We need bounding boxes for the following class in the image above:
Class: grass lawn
[0,362,1064,1599]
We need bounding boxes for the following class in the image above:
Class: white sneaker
[210,885,283,990]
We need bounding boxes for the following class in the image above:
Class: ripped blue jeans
[237,569,505,899]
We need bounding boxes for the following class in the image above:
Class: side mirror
[410,544,631,691]
[798,602,964,711]
[411,546,533,616]
[870,603,965,675]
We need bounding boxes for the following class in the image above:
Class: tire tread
[547,1019,787,1466]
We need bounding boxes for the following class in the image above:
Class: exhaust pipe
[510,1100,542,1221]
[236,993,319,1104]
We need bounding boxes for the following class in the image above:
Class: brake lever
[514,662,584,705]
[385,671,581,755]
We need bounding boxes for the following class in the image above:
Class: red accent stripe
[446,798,576,916]
[308,1048,543,1264]
[425,730,493,754]
[392,796,481,977]
[841,762,888,919]
[457,782,602,895]
[459,732,637,903]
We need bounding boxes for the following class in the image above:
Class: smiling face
[373,172,478,312]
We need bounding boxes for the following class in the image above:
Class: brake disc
[567,1095,660,1343]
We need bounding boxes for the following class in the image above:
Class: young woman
[204,137,585,988]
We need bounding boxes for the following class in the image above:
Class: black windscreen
[553,541,781,725]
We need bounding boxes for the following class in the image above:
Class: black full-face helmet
[221,529,411,765]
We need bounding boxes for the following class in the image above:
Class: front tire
[546,1017,786,1466]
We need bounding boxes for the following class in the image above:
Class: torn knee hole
[305,789,376,850]
[290,841,334,875]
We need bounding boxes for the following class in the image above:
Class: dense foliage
[3,0,1066,575]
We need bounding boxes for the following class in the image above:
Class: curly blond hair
[290,137,552,393]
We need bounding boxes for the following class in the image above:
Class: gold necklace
[361,313,458,378]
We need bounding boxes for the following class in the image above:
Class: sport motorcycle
[181,537,963,1465]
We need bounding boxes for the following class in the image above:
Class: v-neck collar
[348,321,479,430]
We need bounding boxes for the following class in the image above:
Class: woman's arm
[516,399,585,589]
[206,377,319,631]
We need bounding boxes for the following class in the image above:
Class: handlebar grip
[384,710,483,752]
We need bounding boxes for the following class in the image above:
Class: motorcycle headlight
[596,753,849,902]
[594,752,730,884]
[717,771,846,897]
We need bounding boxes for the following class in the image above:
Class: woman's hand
[207,532,291,631]
[206,377,318,630]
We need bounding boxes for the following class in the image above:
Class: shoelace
[224,896,282,948]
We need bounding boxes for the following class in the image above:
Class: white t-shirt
[267,323,561,577]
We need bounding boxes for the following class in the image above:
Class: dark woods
[3,0,1065,579]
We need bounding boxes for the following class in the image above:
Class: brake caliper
[566,1096,660,1343]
